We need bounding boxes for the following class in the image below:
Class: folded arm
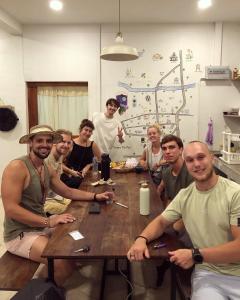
[201,225,240,263]
[169,225,240,269]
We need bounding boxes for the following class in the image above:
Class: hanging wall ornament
[0,105,19,131]
[116,94,128,115]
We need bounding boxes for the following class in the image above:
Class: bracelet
[44,217,50,228]
[135,235,149,244]
[93,193,97,201]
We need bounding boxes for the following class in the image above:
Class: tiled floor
[0,200,179,299]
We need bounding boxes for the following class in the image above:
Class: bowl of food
[110,161,134,173]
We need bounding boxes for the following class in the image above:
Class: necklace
[28,155,46,204]
[77,137,88,147]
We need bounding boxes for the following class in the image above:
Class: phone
[88,202,101,214]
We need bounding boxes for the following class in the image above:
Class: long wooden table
[42,171,181,299]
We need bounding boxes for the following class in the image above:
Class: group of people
[59,98,125,190]
[1,96,240,299]
[129,135,240,299]
[1,97,123,286]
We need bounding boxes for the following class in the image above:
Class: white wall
[100,23,240,157]
[23,25,101,117]
[198,22,240,151]
[0,28,26,185]
[101,24,216,160]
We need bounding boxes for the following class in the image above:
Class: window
[27,82,88,134]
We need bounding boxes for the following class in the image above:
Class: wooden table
[42,170,181,299]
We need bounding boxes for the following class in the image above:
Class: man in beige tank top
[1,124,114,286]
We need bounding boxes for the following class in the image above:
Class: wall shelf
[200,78,230,81]
[223,114,240,118]
[200,78,240,81]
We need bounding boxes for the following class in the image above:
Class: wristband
[93,193,97,201]
[135,235,149,244]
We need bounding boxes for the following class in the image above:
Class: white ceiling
[0,0,240,25]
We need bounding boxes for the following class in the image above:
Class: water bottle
[101,153,111,181]
[92,157,98,178]
[140,182,150,215]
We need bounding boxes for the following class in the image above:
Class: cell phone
[88,202,101,214]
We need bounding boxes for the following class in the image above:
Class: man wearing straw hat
[1,124,113,286]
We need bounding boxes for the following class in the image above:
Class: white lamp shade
[101,43,139,61]
[100,3,138,62]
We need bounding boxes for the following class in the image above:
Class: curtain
[38,86,88,134]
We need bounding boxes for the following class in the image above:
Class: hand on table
[127,239,150,261]
[49,213,76,228]
[96,191,115,202]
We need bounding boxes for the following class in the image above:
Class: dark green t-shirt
[162,162,193,200]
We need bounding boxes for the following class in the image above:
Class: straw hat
[19,124,63,144]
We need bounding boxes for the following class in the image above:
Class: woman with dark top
[61,119,101,188]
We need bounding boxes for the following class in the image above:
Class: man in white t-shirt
[92,98,124,154]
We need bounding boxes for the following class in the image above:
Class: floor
[0,199,180,300]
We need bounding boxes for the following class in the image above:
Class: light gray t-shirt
[162,176,240,276]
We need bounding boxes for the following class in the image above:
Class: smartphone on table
[88,202,101,214]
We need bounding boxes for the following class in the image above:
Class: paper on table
[69,230,84,240]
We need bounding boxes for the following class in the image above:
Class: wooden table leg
[100,258,107,300]
[47,258,55,284]
[170,262,177,300]
[126,259,132,299]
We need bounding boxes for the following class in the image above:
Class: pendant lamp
[100,0,138,61]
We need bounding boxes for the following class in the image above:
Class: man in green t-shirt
[128,141,240,299]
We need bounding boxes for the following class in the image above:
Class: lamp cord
[118,0,121,33]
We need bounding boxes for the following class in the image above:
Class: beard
[32,148,50,159]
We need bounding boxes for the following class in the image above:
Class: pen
[74,245,90,253]
[153,242,166,249]
[115,202,128,209]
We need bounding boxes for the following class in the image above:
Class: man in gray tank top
[1,124,114,286]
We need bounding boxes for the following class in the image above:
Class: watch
[192,248,203,264]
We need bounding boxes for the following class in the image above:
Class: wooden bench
[175,266,193,300]
[0,251,40,291]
